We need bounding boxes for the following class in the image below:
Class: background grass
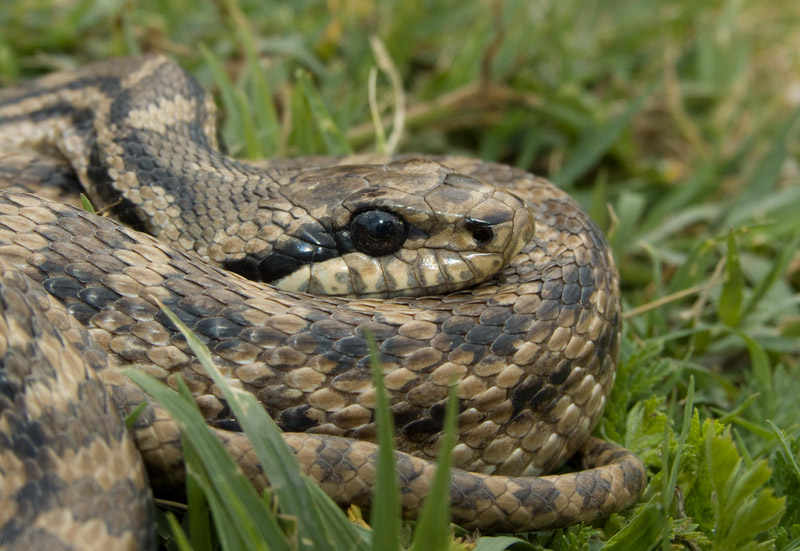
[3,0,800,549]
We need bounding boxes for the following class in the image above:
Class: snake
[0,55,646,550]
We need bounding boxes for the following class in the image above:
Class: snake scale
[0,56,646,550]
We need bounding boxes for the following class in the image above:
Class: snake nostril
[465,219,494,246]
[471,226,493,245]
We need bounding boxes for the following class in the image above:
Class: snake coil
[0,56,645,550]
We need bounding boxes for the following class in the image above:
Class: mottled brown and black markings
[2,58,535,301]
[263,159,533,296]
[268,431,642,533]
[0,262,154,551]
[0,56,645,540]
[0,174,638,531]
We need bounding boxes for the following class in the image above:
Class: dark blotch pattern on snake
[0,56,646,550]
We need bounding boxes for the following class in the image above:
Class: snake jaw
[244,158,536,298]
[269,190,533,298]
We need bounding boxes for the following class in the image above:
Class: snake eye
[350,209,408,256]
[465,219,493,246]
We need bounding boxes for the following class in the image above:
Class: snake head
[225,159,534,297]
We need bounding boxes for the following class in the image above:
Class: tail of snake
[0,56,646,550]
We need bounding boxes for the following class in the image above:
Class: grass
[3,0,800,549]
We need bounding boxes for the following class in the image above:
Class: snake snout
[259,161,535,298]
[461,187,535,262]
[436,187,534,291]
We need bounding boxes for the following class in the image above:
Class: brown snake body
[0,56,645,550]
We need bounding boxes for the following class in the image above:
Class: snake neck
[0,57,537,297]
[4,57,285,248]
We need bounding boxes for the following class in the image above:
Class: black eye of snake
[350,209,408,256]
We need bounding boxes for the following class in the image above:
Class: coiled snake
[0,56,646,550]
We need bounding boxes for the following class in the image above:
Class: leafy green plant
[4,0,800,549]
[706,427,784,551]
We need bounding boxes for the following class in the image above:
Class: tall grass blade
[199,46,260,158]
[743,226,800,317]
[553,82,655,189]
[221,0,279,155]
[124,369,288,551]
[718,229,743,327]
[184,437,214,551]
[155,304,369,551]
[602,497,664,551]
[724,106,800,226]
[474,536,537,551]
[296,69,353,155]
[165,512,195,551]
[366,333,401,551]
[409,381,459,551]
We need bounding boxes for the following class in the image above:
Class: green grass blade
[125,368,287,551]
[184,449,238,551]
[123,401,147,429]
[724,106,800,226]
[735,331,772,390]
[157,304,368,551]
[663,377,695,520]
[474,536,537,551]
[718,229,743,327]
[165,512,195,551]
[199,44,269,159]
[303,482,373,547]
[199,45,260,158]
[221,0,280,155]
[553,82,655,189]
[601,497,664,551]
[295,69,353,155]
[743,226,800,318]
[409,382,458,551]
[243,47,280,157]
[184,437,214,551]
[79,193,96,214]
[366,333,401,551]
[768,421,800,480]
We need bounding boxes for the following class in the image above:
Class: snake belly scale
[0,56,646,550]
